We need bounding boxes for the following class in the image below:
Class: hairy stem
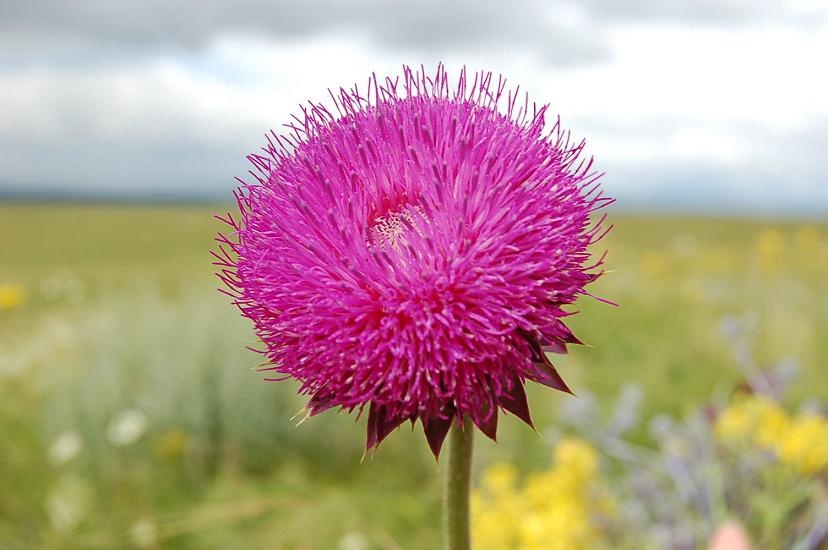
[443,415,474,550]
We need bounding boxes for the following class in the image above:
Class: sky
[0,0,826,215]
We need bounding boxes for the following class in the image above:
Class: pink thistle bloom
[215,65,613,457]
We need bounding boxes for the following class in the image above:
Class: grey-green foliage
[40,284,369,480]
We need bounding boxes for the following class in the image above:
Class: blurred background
[1,1,826,548]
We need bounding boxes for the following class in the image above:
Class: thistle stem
[443,415,474,550]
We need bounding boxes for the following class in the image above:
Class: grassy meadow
[0,203,826,548]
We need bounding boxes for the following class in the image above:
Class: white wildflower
[107,409,148,446]
[49,431,82,466]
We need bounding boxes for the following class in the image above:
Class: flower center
[368,204,428,251]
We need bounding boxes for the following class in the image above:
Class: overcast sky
[0,0,826,214]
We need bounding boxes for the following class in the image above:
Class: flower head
[215,65,612,456]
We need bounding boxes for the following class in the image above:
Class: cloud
[584,118,828,215]
[0,36,413,197]
[0,1,825,213]
[0,57,263,197]
[3,0,825,64]
[581,0,828,24]
[0,0,610,67]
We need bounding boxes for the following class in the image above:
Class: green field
[1,203,826,548]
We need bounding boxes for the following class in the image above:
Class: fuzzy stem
[443,415,474,550]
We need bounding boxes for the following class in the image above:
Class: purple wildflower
[214,65,612,457]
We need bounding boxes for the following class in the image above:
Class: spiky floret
[214,64,613,457]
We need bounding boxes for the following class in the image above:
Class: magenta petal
[499,380,534,428]
[560,324,584,345]
[308,391,337,416]
[524,337,573,394]
[541,340,568,354]
[527,360,573,395]
[471,398,498,442]
[377,412,408,447]
[366,403,380,450]
[366,403,408,451]
[423,408,455,458]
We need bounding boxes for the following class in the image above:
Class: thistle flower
[215,65,612,457]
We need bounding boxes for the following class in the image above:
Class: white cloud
[530,22,828,126]
[0,17,825,212]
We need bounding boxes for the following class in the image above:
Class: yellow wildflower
[716,401,751,442]
[0,283,28,310]
[482,463,519,495]
[776,414,828,476]
[473,438,609,550]
[473,463,524,550]
[715,395,789,447]
[755,229,785,272]
[716,395,828,477]
[749,397,789,448]
[472,490,522,550]
[554,437,598,478]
